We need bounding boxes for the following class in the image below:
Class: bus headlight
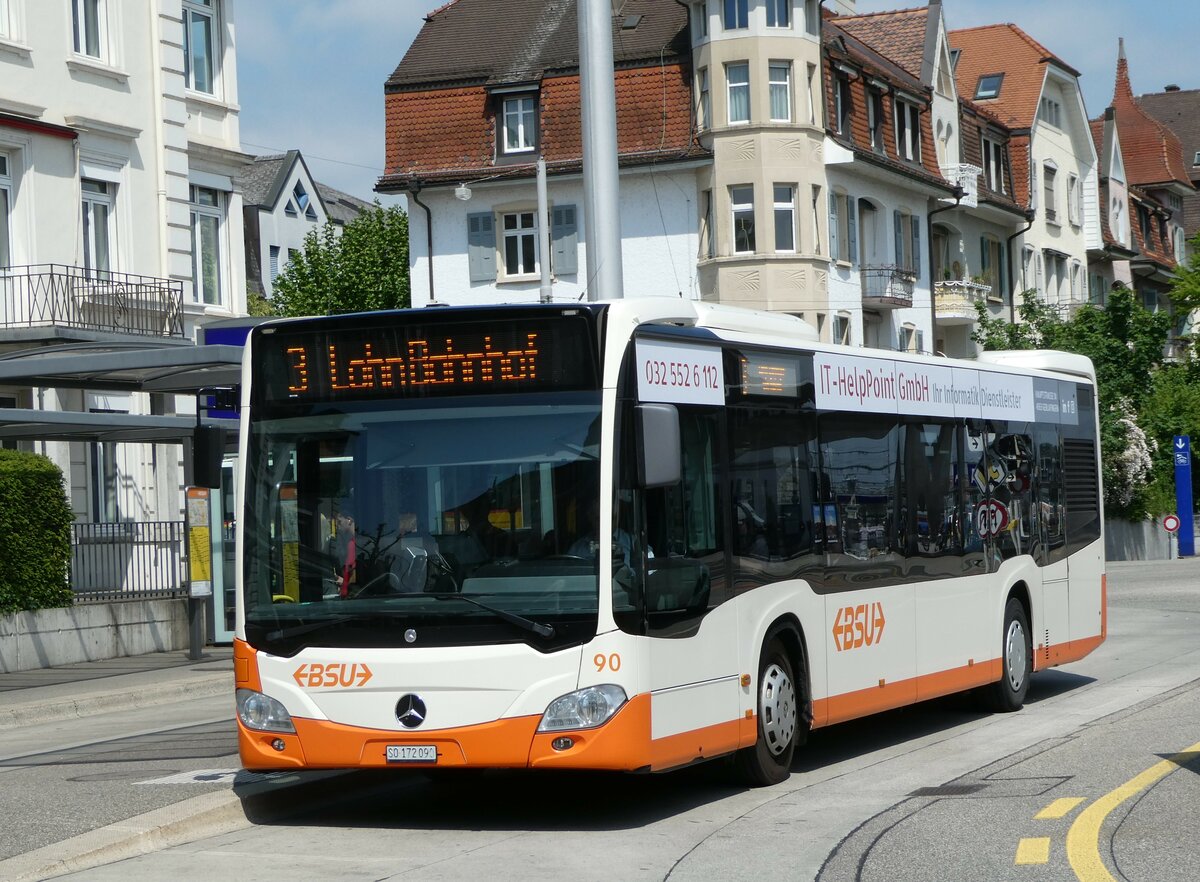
[236,688,296,733]
[537,685,627,732]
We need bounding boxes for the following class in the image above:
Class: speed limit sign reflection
[1163,514,1181,533]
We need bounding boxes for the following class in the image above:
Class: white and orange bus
[233,299,1104,785]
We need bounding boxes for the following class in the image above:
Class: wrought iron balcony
[934,279,991,325]
[0,264,184,338]
[940,164,982,208]
[861,265,916,309]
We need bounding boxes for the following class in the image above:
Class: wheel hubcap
[760,662,796,756]
[1005,619,1027,692]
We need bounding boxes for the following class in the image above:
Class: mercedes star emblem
[396,694,427,729]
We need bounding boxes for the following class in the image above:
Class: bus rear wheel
[735,636,798,786]
[985,597,1032,712]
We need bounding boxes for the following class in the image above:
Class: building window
[0,0,11,39]
[773,185,795,253]
[1043,250,1066,301]
[1067,173,1080,225]
[701,189,715,258]
[894,98,921,163]
[1021,245,1035,292]
[269,245,280,282]
[698,68,711,129]
[810,185,822,254]
[1043,164,1058,223]
[804,0,819,36]
[834,72,852,135]
[769,62,792,122]
[723,0,747,30]
[1039,97,1062,128]
[1111,198,1126,246]
[726,62,750,125]
[72,0,105,59]
[501,95,538,154]
[833,312,851,345]
[89,431,122,522]
[829,191,855,264]
[1175,227,1187,263]
[1194,150,1200,166]
[1070,260,1083,302]
[974,74,1003,100]
[806,64,818,125]
[0,154,11,268]
[81,178,114,274]
[287,180,316,221]
[893,209,920,275]
[979,235,1006,301]
[501,210,538,277]
[183,0,218,94]
[190,185,223,305]
[982,136,1006,194]
[692,2,708,38]
[731,185,755,254]
[898,323,921,354]
[766,0,789,28]
[867,87,885,152]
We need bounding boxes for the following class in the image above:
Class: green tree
[271,202,410,317]
[1168,231,1200,314]
[973,286,1172,518]
[1138,359,1200,515]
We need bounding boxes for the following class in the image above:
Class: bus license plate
[386,745,437,763]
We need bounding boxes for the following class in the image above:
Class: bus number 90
[594,653,621,672]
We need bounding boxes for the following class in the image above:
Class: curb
[0,672,232,730]
[0,769,383,882]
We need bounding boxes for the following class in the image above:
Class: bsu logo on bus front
[832,602,886,652]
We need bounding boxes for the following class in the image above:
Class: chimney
[1165,84,1181,92]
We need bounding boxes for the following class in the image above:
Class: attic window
[974,74,1003,100]
[291,181,317,221]
[950,49,960,71]
[622,14,641,29]
[1194,150,1200,166]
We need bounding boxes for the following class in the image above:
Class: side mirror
[635,403,681,488]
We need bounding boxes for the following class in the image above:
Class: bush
[0,449,74,614]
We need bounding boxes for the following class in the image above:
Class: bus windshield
[242,396,602,654]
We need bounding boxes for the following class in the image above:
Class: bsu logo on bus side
[832,602,886,652]
[292,663,373,688]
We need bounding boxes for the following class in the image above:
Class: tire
[734,636,799,786]
[986,597,1032,712]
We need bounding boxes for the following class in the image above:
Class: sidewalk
[0,646,234,730]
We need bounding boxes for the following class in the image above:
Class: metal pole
[537,156,553,303]
[578,0,624,300]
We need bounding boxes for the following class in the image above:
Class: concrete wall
[0,599,188,673]
[1105,518,1180,562]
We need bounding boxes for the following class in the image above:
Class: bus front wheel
[986,596,1032,712]
[735,636,798,786]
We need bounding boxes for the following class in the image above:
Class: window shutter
[467,212,496,282]
[998,246,1008,298]
[847,197,858,266]
[551,204,578,275]
[916,330,925,354]
[893,209,903,267]
[1035,253,1043,295]
[897,327,907,352]
[910,215,921,276]
[828,192,839,260]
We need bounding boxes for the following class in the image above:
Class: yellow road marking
[1015,837,1051,865]
[1036,797,1086,819]
[1066,739,1200,881]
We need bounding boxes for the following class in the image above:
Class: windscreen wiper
[424,592,556,638]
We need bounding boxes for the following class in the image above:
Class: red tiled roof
[382,62,703,188]
[833,6,929,82]
[1109,45,1193,189]
[948,24,1076,130]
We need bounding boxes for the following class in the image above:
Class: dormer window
[1039,97,1063,128]
[287,181,317,221]
[501,94,538,154]
[894,98,921,163]
[974,74,1003,100]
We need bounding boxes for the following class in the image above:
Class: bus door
[640,405,741,756]
[1032,418,1069,661]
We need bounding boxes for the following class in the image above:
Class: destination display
[257,315,599,405]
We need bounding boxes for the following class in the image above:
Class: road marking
[1015,837,1051,865]
[1036,797,1086,819]
[136,768,287,786]
[1066,739,1200,881]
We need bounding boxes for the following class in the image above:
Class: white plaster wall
[256,162,330,299]
[408,168,700,307]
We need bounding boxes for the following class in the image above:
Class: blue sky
[235,0,1200,207]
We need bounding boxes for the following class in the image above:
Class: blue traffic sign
[1174,435,1194,557]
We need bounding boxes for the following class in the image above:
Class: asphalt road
[8,557,1200,881]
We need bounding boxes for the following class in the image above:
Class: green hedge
[0,449,74,614]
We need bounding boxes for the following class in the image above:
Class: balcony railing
[0,264,184,338]
[934,279,991,325]
[861,265,916,309]
[70,520,187,602]
[940,164,982,208]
